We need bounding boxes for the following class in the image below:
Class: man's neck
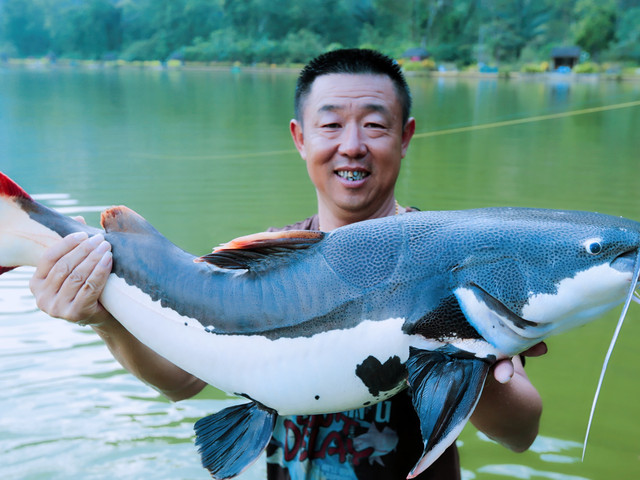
[317,197,401,231]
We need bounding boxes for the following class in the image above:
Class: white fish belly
[521,263,630,329]
[100,275,426,414]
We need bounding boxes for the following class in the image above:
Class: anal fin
[406,347,490,478]
[195,401,277,479]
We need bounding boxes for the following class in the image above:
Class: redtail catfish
[1,172,638,478]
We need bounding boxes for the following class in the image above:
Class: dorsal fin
[100,206,158,235]
[0,172,32,200]
[195,230,325,270]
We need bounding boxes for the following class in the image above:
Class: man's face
[291,73,415,221]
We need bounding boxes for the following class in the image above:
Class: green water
[1,66,639,479]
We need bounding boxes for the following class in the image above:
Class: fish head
[451,209,640,355]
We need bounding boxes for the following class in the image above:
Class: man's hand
[29,223,112,326]
[492,342,548,384]
[471,342,547,452]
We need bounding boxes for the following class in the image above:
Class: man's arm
[29,232,206,402]
[470,346,546,452]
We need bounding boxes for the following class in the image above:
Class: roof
[402,47,430,58]
[551,46,581,58]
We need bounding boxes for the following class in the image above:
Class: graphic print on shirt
[266,401,399,480]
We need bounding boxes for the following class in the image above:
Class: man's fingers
[30,233,113,323]
[492,358,515,384]
[520,342,548,357]
[57,235,111,300]
[44,234,106,296]
[32,232,88,281]
[490,344,548,385]
[64,245,112,306]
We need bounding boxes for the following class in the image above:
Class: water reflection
[477,464,589,480]
[0,195,255,479]
[470,434,588,479]
[1,68,639,479]
[527,435,583,464]
[0,267,249,479]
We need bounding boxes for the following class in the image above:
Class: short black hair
[294,48,412,126]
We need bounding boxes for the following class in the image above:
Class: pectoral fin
[406,347,490,478]
[195,401,277,479]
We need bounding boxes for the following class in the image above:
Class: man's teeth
[337,171,368,181]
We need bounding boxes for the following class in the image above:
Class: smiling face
[291,74,415,230]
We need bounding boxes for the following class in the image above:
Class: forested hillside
[1,0,638,66]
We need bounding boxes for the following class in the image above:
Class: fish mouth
[335,169,370,182]
[611,249,638,276]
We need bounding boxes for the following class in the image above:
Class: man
[30,48,544,479]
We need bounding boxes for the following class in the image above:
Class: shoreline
[3,57,639,82]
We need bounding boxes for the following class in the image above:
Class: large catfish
[0,171,639,479]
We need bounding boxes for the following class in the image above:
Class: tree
[70,0,122,58]
[0,0,50,56]
[0,0,638,65]
[481,0,552,62]
[608,6,640,61]
[572,0,617,58]
[421,0,480,63]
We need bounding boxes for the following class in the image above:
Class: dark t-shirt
[264,213,461,480]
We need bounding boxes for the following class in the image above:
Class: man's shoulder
[267,208,420,234]
[267,215,319,233]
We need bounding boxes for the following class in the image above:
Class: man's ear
[401,117,416,158]
[290,119,306,160]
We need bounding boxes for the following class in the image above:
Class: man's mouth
[335,170,370,182]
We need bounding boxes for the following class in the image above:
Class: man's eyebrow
[318,104,339,113]
[318,104,390,114]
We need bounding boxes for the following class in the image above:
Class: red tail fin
[0,172,32,200]
[0,172,31,275]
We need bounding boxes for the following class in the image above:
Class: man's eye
[365,122,386,129]
[322,123,341,129]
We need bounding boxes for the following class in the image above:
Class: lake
[1,65,639,479]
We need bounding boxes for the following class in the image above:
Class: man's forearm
[92,311,207,401]
[470,356,542,452]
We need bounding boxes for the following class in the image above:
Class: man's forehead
[305,73,399,112]
[310,73,395,95]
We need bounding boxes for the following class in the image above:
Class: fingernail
[497,369,513,384]
[67,232,88,242]
[86,234,105,247]
[98,251,112,267]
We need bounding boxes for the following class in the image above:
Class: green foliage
[482,0,552,62]
[520,62,548,73]
[67,0,122,59]
[608,7,640,61]
[1,0,50,56]
[0,0,638,66]
[282,29,324,63]
[573,61,602,73]
[401,58,436,71]
[572,0,617,58]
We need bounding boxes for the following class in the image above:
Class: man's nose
[338,123,367,158]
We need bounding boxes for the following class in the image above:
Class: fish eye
[586,241,602,255]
